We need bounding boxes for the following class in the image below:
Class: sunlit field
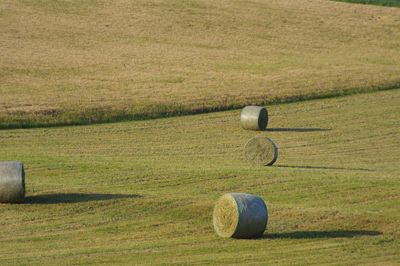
[1,90,399,264]
[1,0,400,127]
[1,0,400,264]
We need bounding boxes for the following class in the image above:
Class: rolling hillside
[0,90,399,264]
[1,1,400,264]
[1,0,400,127]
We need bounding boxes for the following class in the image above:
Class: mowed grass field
[0,90,399,264]
[1,0,400,127]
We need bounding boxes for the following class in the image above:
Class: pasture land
[335,0,400,7]
[1,0,400,128]
[0,90,399,264]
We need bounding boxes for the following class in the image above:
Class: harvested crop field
[1,0,400,264]
[0,90,399,264]
[1,0,400,127]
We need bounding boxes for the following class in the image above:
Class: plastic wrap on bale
[213,193,268,239]
[0,162,25,203]
[240,106,268,131]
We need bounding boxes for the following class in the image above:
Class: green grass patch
[334,0,400,7]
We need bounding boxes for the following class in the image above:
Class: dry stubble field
[1,0,400,127]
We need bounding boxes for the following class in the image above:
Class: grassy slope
[1,0,400,128]
[0,90,399,265]
[335,0,400,7]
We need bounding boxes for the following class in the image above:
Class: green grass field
[1,0,400,128]
[1,90,399,264]
[335,0,400,7]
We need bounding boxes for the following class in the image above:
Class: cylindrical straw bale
[244,136,278,166]
[240,106,268,131]
[213,193,268,239]
[0,162,25,203]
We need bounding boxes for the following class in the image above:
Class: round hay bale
[240,106,268,131]
[213,193,268,239]
[244,136,278,166]
[0,162,25,203]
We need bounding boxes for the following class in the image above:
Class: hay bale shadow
[263,230,382,239]
[266,128,331,132]
[25,193,141,204]
[275,164,373,172]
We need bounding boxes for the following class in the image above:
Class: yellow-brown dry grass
[1,0,400,127]
[213,194,239,238]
